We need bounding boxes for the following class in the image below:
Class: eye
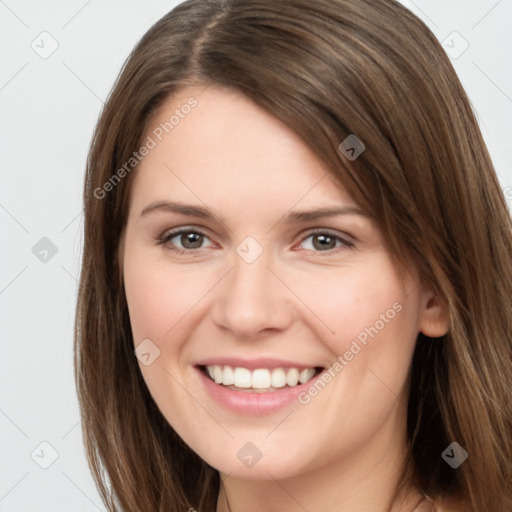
[297,230,353,253]
[158,228,215,254]
[157,227,354,256]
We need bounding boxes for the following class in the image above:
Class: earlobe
[419,291,450,338]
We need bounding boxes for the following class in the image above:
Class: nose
[210,247,295,339]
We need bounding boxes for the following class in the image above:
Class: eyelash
[157,227,354,256]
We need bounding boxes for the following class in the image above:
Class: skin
[121,85,450,512]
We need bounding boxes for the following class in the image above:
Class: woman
[74,0,512,510]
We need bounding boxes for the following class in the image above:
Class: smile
[204,365,320,391]
[194,360,325,414]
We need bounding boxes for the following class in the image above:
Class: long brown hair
[74,0,512,510]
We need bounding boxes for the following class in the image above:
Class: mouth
[198,364,324,393]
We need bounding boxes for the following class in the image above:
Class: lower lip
[195,367,317,415]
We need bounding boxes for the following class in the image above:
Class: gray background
[1,0,511,510]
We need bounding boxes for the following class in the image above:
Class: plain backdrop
[1,0,511,510]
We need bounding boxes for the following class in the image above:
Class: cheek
[122,249,209,414]
[289,259,421,417]
[123,250,209,344]
[288,260,415,353]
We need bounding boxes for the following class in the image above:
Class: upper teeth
[205,365,317,389]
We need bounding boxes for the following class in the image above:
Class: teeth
[299,368,316,384]
[233,367,251,388]
[286,368,299,386]
[205,365,318,389]
[271,368,287,388]
[252,369,271,389]
[223,365,234,386]
[213,365,223,384]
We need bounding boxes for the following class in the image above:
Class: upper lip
[195,357,324,370]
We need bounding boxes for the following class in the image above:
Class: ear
[418,287,450,338]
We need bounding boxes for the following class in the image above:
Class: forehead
[129,85,357,215]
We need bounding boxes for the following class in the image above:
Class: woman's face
[122,85,447,481]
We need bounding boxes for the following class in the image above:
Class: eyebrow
[140,200,368,223]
